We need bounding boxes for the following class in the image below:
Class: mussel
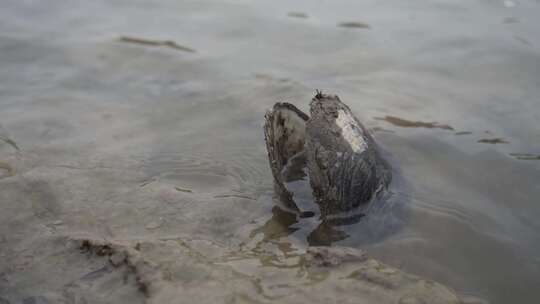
[264,91,391,219]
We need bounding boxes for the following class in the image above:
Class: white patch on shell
[335,110,368,153]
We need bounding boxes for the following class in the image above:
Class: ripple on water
[141,151,270,197]
[404,191,476,228]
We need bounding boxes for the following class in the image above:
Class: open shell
[264,92,391,217]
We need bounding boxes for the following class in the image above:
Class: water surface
[1,0,539,303]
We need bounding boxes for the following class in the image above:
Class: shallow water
[1,0,539,303]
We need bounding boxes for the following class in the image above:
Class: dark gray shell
[264,93,391,217]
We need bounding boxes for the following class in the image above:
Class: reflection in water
[324,212,366,226]
[307,222,349,246]
[375,116,454,130]
[250,206,299,244]
[118,36,196,53]
[477,138,509,144]
[257,137,407,249]
[252,192,405,249]
[246,206,301,267]
[251,205,353,247]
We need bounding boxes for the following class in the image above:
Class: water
[0,0,539,303]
